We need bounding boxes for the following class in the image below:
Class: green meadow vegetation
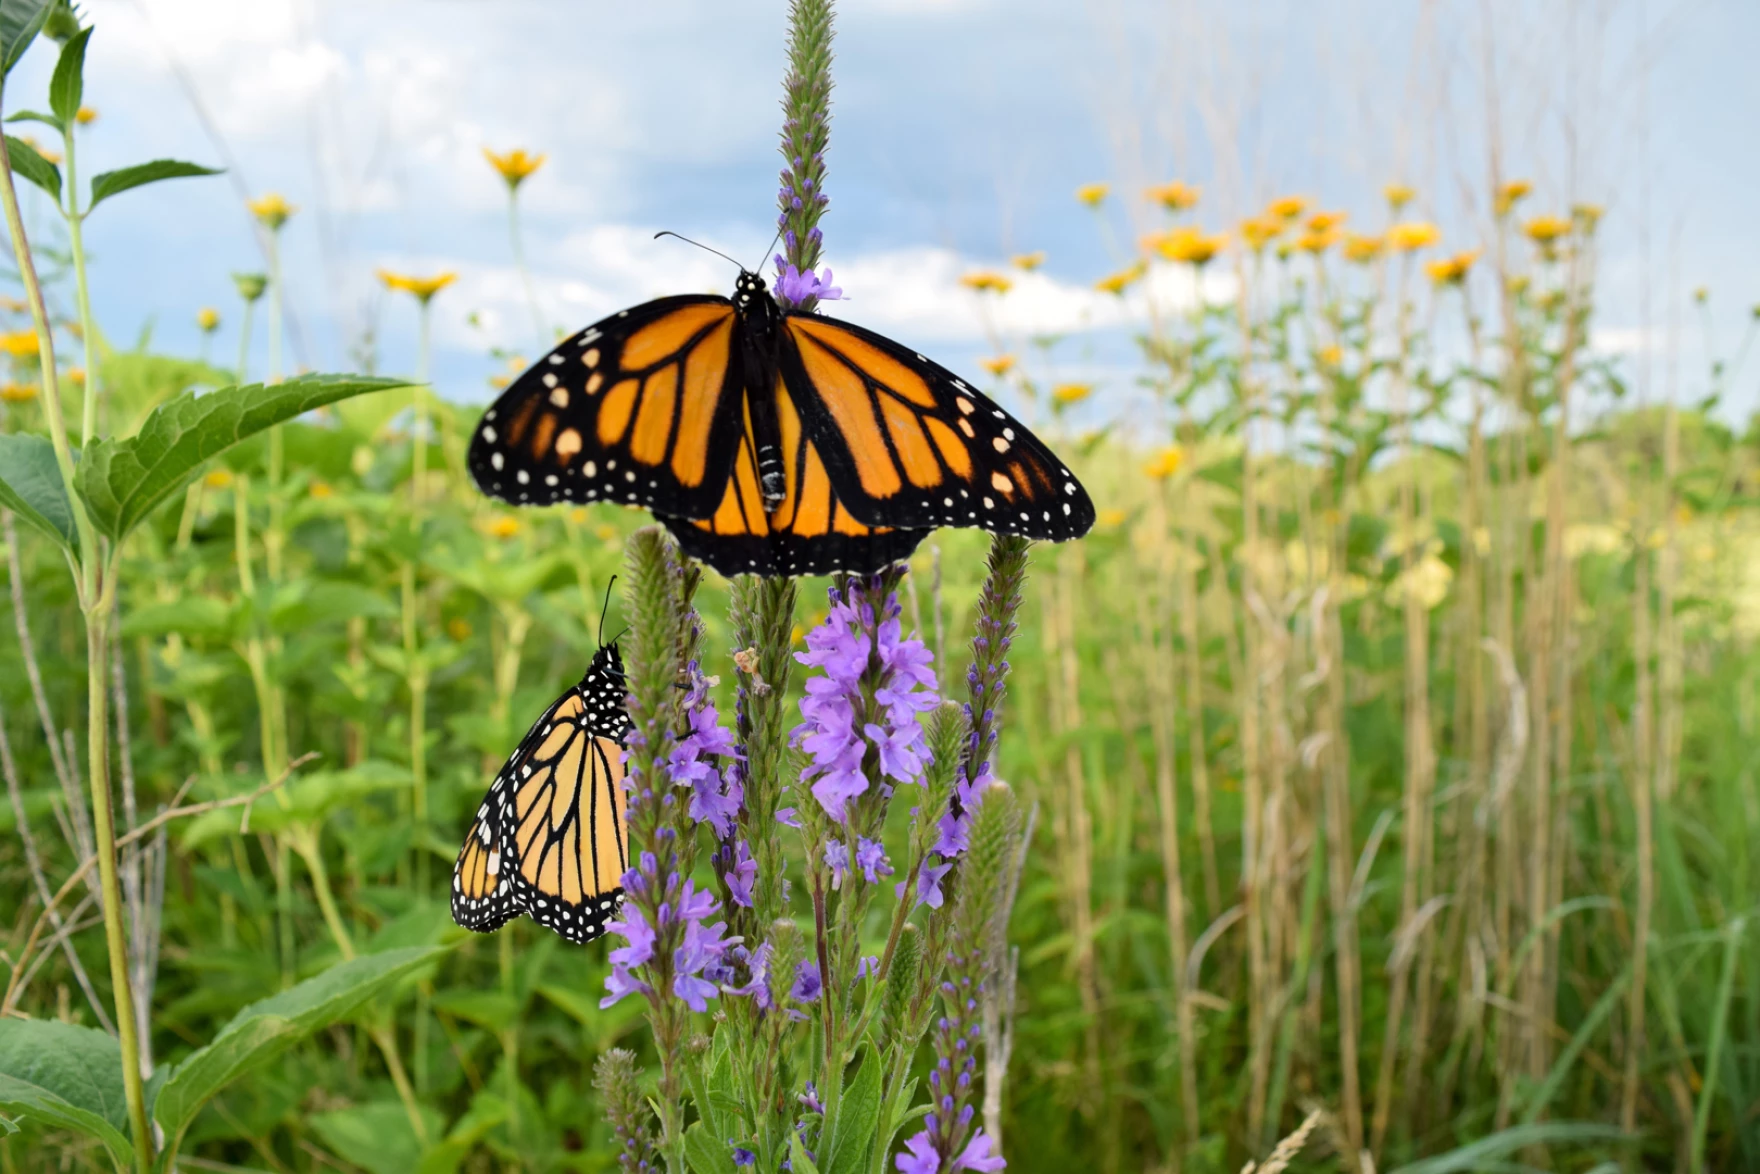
[1,2,1756,1172]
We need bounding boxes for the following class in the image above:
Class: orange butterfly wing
[468,296,746,520]
[665,371,931,577]
[778,314,1095,540]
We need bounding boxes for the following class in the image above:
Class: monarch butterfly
[450,640,632,945]
[467,262,1096,577]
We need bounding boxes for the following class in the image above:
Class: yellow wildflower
[1383,183,1416,210]
[488,373,512,390]
[0,330,38,356]
[0,296,25,312]
[569,507,590,524]
[65,367,83,384]
[1052,383,1092,406]
[487,516,520,539]
[1076,182,1110,207]
[1267,195,1309,220]
[447,617,472,642]
[1494,179,1533,217]
[1506,275,1531,296]
[233,273,268,303]
[1295,229,1339,255]
[1011,251,1046,271]
[0,382,36,402]
[596,523,620,542]
[1145,181,1200,211]
[204,469,234,490]
[1152,226,1227,266]
[1306,210,1347,233]
[1317,344,1343,367]
[959,271,1013,294]
[1143,446,1183,479]
[1094,261,1147,295]
[1572,203,1604,232]
[197,306,220,333]
[1523,215,1571,245]
[74,106,97,125]
[1097,508,1127,529]
[247,193,295,230]
[483,147,546,190]
[1693,287,1708,304]
[1241,216,1283,252]
[1388,221,1441,252]
[19,136,59,165]
[1425,249,1481,286]
[378,269,458,304]
[1342,233,1385,263]
[309,480,334,500]
[979,354,1017,376]
[790,624,805,646]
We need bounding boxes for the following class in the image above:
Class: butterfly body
[451,642,632,945]
[469,269,1095,577]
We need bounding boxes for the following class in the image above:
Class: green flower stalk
[774,0,835,308]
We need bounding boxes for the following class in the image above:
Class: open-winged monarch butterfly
[450,640,632,945]
[467,262,1096,577]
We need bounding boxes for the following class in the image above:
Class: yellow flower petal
[484,147,546,189]
[1011,251,1046,271]
[1076,182,1110,207]
[377,269,458,303]
[959,271,1013,294]
[1388,221,1441,252]
[247,193,295,230]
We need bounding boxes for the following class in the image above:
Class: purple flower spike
[773,257,845,307]
[792,582,939,824]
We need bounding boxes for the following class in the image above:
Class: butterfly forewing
[779,314,1097,542]
[450,645,634,945]
[468,295,747,520]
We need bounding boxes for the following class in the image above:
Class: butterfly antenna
[753,226,785,275]
[654,231,745,271]
[597,576,618,648]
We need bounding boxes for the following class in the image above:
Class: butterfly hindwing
[665,372,933,577]
[450,645,633,946]
[778,313,1096,541]
[468,295,747,520]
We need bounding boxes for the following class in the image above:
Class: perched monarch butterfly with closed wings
[468,257,1096,577]
[451,640,632,944]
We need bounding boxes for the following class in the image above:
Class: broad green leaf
[88,159,221,212]
[430,990,519,1034]
[151,944,444,1149]
[119,595,232,640]
[0,1019,133,1169]
[0,431,76,551]
[74,373,410,541]
[310,1100,441,1174]
[416,1089,507,1174]
[684,1120,738,1174]
[0,0,50,75]
[1387,1123,1626,1174]
[46,23,88,126]
[4,133,59,201]
[180,761,410,847]
[822,1049,882,1174]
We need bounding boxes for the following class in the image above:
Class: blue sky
[11,0,1758,425]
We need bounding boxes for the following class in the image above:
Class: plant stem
[59,126,99,446]
[0,78,151,1170]
[507,190,544,347]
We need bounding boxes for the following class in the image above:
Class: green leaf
[684,1121,738,1174]
[151,945,445,1151]
[5,133,60,201]
[822,1050,883,1174]
[3,109,59,128]
[46,24,88,126]
[309,1101,441,1174]
[1387,1123,1626,1174]
[0,431,76,551]
[788,1130,823,1174]
[430,990,519,1034]
[88,159,221,212]
[0,0,50,75]
[119,596,232,640]
[74,373,410,542]
[0,1019,134,1169]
